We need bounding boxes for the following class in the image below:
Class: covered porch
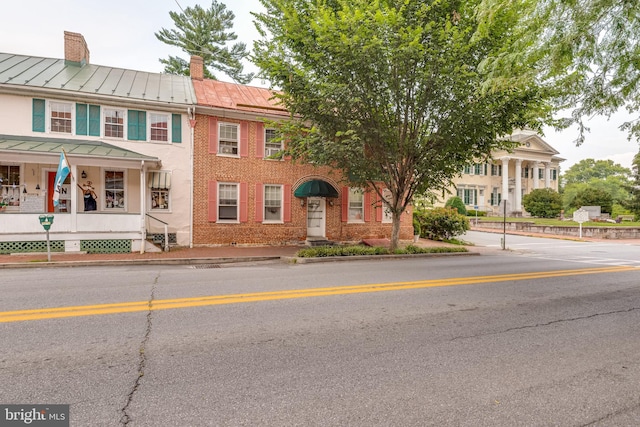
[0,135,161,253]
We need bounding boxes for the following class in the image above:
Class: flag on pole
[53,151,71,207]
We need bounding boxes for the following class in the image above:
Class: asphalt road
[1,243,639,426]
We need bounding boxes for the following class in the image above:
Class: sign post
[573,208,589,239]
[501,199,508,250]
[38,215,54,262]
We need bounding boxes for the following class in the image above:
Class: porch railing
[145,213,169,252]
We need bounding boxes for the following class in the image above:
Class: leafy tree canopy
[562,159,631,186]
[478,0,640,144]
[253,0,551,248]
[621,152,640,219]
[155,1,254,83]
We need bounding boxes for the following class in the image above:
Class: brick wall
[192,114,413,245]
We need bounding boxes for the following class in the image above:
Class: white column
[544,162,551,188]
[501,157,509,208]
[533,162,540,189]
[514,158,522,211]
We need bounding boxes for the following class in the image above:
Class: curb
[0,256,283,269]
[289,251,479,264]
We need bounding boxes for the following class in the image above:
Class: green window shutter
[32,99,46,132]
[127,110,147,141]
[128,110,140,140]
[76,103,88,135]
[171,114,182,143]
[89,105,100,136]
[138,111,146,141]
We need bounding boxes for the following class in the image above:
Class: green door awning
[294,180,339,198]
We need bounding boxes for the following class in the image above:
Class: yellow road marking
[0,266,635,323]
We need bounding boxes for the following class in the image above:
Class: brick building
[189,56,412,246]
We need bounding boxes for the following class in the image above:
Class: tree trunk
[390,212,401,252]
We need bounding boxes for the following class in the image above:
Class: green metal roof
[0,135,158,162]
[0,53,196,105]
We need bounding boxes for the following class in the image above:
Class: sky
[1,0,638,172]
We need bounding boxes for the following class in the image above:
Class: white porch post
[70,164,78,232]
[533,162,540,189]
[139,161,146,254]
[515,158,522,211]
[544,162,551,188]
[501,157,510,211]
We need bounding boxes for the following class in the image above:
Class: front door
[306,197,325,237]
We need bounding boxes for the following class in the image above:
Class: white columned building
[444,130,564,216]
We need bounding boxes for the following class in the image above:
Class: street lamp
[38,214,54,262]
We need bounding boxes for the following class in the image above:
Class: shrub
[415,207,470,241]
[445,196,467,215]
[295,244,468,257]
[522,188,562,218]
[466,210,486,217]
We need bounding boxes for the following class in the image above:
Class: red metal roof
[193,79,289,117]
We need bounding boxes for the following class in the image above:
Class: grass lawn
[474,217,640,227]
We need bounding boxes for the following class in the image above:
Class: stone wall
[474,221,640,239]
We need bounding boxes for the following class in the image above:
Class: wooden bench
[617,215,635,222]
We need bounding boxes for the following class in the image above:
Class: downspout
[140,160,145,254]
[189,107,195,248]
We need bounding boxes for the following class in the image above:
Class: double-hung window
[218,183,238,221]
[150,113,169,142]
[219,123,239,156]
[348,188,364,222]
[264,128,282,158]
[463,188,476,206]
[264,185,282,222]
[50,102,72,133]
[104,108,125,138]
[105,170,125,209]
[0,165,21,208]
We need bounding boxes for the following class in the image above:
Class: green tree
[562,159,630,186]
[561,159,631,210]
[570,187,614,214]
[522,188,562,218]
[253,0,549,250]
[155,1,254,83]
[478,0,640,143]
[621,152,640,219]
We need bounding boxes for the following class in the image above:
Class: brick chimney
[64,31,90,66]
[190,56,204,80]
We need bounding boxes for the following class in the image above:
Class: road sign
[573,209,589,224]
